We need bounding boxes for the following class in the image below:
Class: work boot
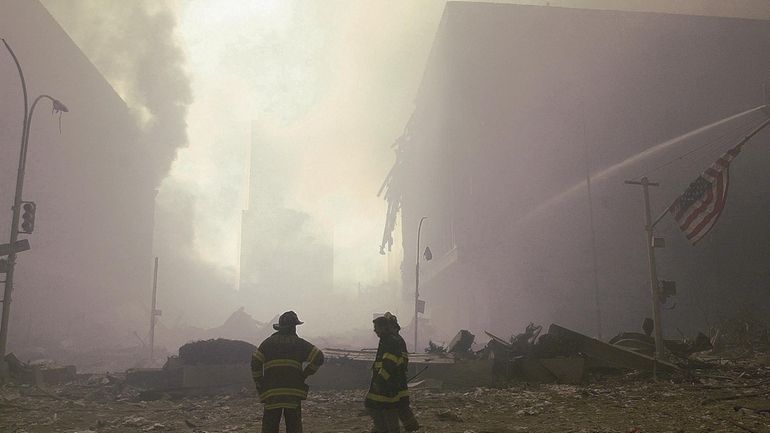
[398,406,420,431]
[403,420,420,432]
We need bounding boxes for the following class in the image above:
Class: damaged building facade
[0,1,156,357]
[382,2,770,345]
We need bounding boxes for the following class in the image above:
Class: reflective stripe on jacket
[365,333,410,408]
[251,332,325,408]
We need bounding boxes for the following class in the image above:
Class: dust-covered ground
[3,369,770,433]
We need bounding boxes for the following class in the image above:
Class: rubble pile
[710,317,770,355]
[178,339,257,365]
[3,353,77,386]
[317,320,769,390]
[2,317,770,431]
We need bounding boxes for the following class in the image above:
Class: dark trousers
[262,407,302,433]
[368,407,401,433]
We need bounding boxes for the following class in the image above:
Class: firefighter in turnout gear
[365,312,420,432]
[251,311,324,433]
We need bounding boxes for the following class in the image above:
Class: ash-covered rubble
[3,366,770,432]
[2,317,770,432]
[416,317,770,386]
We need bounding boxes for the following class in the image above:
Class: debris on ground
[4,364,770,432]
[2,316,770,432]
[178,339,257,365]
[425,340,447,354]
[3,353,77,386]
[447,330,475,358]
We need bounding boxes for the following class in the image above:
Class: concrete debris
[507,356,585,384]
[3,353,77,386]
[709,317,770,355]
[178,338,257,365]
[4,318,765,410]
[3,350,770,432]
[548,324,679,373]
[2,381,770,432]
[436,409,464,422]
[481,322,695,384]
[608,318,713,359]
[447,330,475,357]
[510,323,542,355]
[201,307,272,345]
[425,340,447,354]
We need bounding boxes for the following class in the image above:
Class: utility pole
[624,177,665,362]
[621,94,770,367]
[149,257,160,364]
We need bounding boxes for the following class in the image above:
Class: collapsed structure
[380,2,770,345]
[13,316,765,395]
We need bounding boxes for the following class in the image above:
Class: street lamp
[0,39,68,359]
[414,216,431,353]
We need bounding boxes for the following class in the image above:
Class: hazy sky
[41,0,770,298]
[168,0,445,289]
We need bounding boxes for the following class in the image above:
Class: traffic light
[20,201,36,234]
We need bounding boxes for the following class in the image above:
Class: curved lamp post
[0,39,68,358]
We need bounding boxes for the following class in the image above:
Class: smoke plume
[41,0,192,185]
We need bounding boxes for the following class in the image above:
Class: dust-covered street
[4,365,770,433]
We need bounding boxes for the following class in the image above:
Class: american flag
[667,142,743,244]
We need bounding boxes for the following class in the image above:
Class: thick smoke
[38,1,237,329]
[41,0,192,185]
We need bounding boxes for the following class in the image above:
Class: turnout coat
[365,333,410,409]
[251,332,324,410]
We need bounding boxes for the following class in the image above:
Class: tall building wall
[398,2,770,343]
[0,0,156,351]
